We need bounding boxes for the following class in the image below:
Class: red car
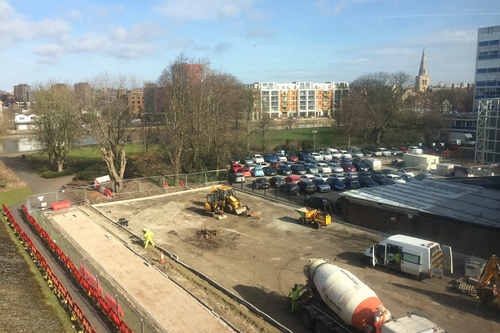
[398,146,410,153]
[240,166,252,178]
[287,154,299,162]
[340,162,356,172]
[270,161,282,169]
[284,175,301,184]
[230,163,242,173]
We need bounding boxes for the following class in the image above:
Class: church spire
[419,46,427,76]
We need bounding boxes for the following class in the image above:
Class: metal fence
[29,209,159,333]
[26,170,228,213]
[232,180,312,208]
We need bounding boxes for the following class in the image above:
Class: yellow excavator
[475,255,500,306]
[205,186,251,217]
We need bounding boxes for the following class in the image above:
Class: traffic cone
[179,180,184,186]
[164,182,168,188]
[160,251,164,263]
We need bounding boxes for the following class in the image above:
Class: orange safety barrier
[179,180,185,186]
[103,188,113,196]
[51,200,71,211]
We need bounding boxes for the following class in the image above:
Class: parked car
[352,162,369,172]
[391,159,405,168]
[297,152,310,161]
[263,166,277,176]
[277,165,292,175]
[251,167,265,177]
[284,175,301,184]
[304,158,317,164]
[388,147,403,156]
[300,174,316,181]
[377,148,392,157]
[231,156,240,164]
[240,166,252,178]
[243,157,253,165]
[287,154,299,162]
[401,174,417,182]
[398,146,410,153]
[361,149,375,157]
[304,196,334,213]
[252,154,265,163]
[270,161,281,169]
[340,162,356,172]
[408,146,423,154]
[344,172,358,179]
[312,178,331,193]
[276,153,287,162]
[269,176,285,188]
[309,152,324,161]
[257,161,269,168]
[326,149,343,159]
[318,151,333,161]
[343,177,361,190]
[327,177,346,191]
[230,172,245,183]
[230,163,243,173]
[314,173,329,181]
[264,154,278,163]
[371,174,395,186]
[305,163,319,174]
[357,171,372,177]
[347,147,364,158]
[297,180,316,194]
[328,173,345,181]
[397,168,414,177]
[252,178,270,189]
[339,150,352,159]
[291,164,307,175]
[381,169,398,175]
[328,163,344,173]
[358,176,379,188]
[316,162,331,174]
[280,182,299,195]
[385,175,406,184]
[415,173,433,180]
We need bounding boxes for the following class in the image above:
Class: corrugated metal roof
[344,179,500,228]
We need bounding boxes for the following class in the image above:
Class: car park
[347,147,364,158]
[312,178,331,193]
[305,163,319,174]
[297,152,309,161]
[328,173,345,181]
[391,158,405,168]
[328,163,344,173]
[377,148,392,157]
[408,146,423,154]
[304,157,317,164]
[240,166,252,178]
[286,154,299,162]
[269,176,285,188]
[297,180,316,194]
[358,176,379,188]
[397,168,414,177]
[251,167,265,177]
[343,177,361,189]
[326,149,343,159]
[371,174,395,186]
[361,149,375,157]
[401,174,417,182]
[270,161,281,169]
[415,173,433,180]
[318,151,333,161]
[304,196,334,213]
[344,172,358,179]
[327,177,346,191]
[300,174,316,181]
[316,162,331,174]
[290,164,307,175]
[357,171,371,177]
[252,154,265,163]
[230,163,243,173]
[255,161,269,168]
[280,182,299,195]
[284,175,301,184]
[314,173,329,181]
[243,157,253,165]
[398,146,410,153]
[386,175,406,184]
[252,178,270,189]
[339,150,352,159]
[381,169,398,175]
[309,152,323,161]
[231,156,240,164]
[340,162,356,172]
[276,153,287,162]
[352,162,369,172]
[263,166,277,176]
[389,147,403,156]
[277,165,292,175]
[230,172,245,183]
[264,154,278,163]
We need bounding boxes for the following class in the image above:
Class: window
[487,68,498,73]
[490,40,500,45]
[477,68,487,73]
[479,41,489,47]
[402,252,420,265]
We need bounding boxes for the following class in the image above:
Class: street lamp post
[312,130,317,152]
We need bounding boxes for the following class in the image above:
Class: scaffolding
[475,100,500,164]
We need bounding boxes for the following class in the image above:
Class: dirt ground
[0,218,68,333]
[75,186,500,333]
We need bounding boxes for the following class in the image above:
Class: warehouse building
[340,179,500,258]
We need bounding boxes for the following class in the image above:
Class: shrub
[41,169,76,179]
[74,164,109,181]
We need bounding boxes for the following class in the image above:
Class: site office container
[364,234,453,280]
[402,153,440,172]
[436,163,459,177]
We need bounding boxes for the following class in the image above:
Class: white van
[364,234,453,280]
[326,148,342,159]
[361,158,381,171]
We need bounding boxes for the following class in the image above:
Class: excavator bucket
[234,205,250,216]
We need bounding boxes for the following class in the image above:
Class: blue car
[327,177,346,191]
[264,154,278,163]
[251,167,265,177]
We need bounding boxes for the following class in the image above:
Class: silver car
[328,163,344,173]
[316,162,331,174]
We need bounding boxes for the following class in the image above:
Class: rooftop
[343,179,500,229]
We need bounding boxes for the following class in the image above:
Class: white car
[397,168,414,177]
[340,150,352,159]
[377,148,392,157]
[318,151,333,161]
[408,146,423,154]
[252,154,265,164]
[276,153,287,162]
[300,174,316,181]
[256,161,269,168]
[314,173,329,181]
[386,175,406,184]
[316,162,331,174]
[326,148,343,159]
[309,152,324,161]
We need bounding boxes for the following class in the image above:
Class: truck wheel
[314,315,333,333]
[313,222,321,229]
[478,288,495,303]
[364,255,373,266]
[299,306,317,330]
[299,217,306,225]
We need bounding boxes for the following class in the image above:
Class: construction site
[23,185,499,333]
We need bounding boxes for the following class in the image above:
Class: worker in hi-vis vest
[289,284,305,313]
[142,228,155,249]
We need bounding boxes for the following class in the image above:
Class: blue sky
[1,0,499,90]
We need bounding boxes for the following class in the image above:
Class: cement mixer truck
[299,259,447,333]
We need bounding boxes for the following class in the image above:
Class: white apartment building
[249,81,349,118]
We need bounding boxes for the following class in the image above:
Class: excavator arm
[475,255,500,306]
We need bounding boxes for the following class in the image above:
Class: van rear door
[443,245,453,274]
[401,249,422,277]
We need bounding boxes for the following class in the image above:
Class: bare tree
[338,90,366,148]
[32,82,83,171]
[256,114,273,153]
[351,72,413,144]
[81,73,140,192]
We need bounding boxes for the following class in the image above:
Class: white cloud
[313,0,380,15]
[155,0,261,21]
[31,44,65,64]
[110,22,161,43]
[69,10,82,21]
[214,42,231,54]
[92,5,125,18]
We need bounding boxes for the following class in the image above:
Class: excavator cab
[205,185,250,216]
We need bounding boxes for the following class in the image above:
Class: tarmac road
[1,156,114,332]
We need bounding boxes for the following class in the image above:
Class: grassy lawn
[69,143,148,159]
[0,188,32,207]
